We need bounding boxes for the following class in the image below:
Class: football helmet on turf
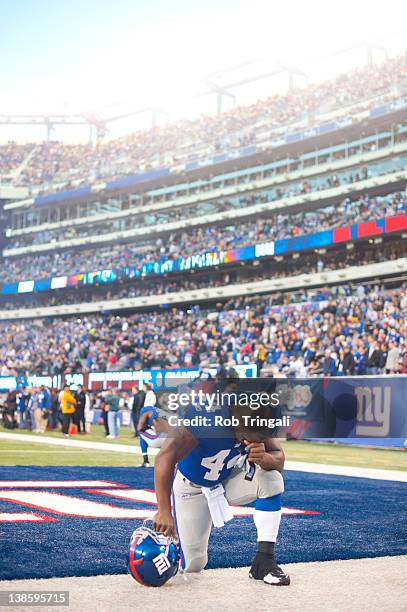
[128,520,180,587]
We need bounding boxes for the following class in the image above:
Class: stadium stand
[1,55,406,192]
[0,240,405,312]
[0,55,406,378]
[0,190,406,283]
[0,284,405,376]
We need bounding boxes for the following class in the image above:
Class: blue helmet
[128,520,180,587]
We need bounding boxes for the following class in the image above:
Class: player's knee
[147,436,162,448]
[258,469,284,498]
[184,554,207,573]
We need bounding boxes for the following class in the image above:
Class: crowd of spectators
[0,383,152,443]
[2,189,406,284]
[1,56,406,417]
[7,130,407,249]
[3,161,374,251]
[0,143,34,177]
[1,56,406,192]
[0,240,404,311]
[0,283,405,377]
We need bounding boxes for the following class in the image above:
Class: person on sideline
[28,388,48,433]
[37,385,51,432]
[74,384,87,434]
[60,385,76,437]
[50,387,60,430]
[98,393,110,437]
[143,382,156,408]
[105,387,121,439]
[17,386,29,429]
[84,391,94,433]
[131,385,146,436]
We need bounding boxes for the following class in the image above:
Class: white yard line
[0,450,104,453]
[0,432,143,454]
[0,432,406,481]
[284,460,407,482]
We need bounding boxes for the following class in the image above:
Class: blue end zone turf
[0,466,406,580]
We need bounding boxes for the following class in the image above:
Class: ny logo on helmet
[152,552,171,575]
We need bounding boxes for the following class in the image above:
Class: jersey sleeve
[178,402,210,439]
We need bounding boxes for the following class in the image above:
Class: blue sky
[1,0,240,107]
[1,0,406,141]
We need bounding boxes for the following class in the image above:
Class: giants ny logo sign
[0,480,318,522]
[355,385,391,436]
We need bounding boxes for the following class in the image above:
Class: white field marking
[0,449,109,453]
[0,432,152,455]
[0,480,122,488]
[0,490,156,519]
[284,460,407,482]
[86,488,316,516]
[0,432,405,481]
[88,488,158,504]
[0,512,55,522]
[0,487,316,520]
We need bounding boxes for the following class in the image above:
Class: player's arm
[137,411,150,432]
[243,437,285,472]
[154,416,171,434]
[153,425,197,537]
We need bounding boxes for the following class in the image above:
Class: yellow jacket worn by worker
[61,389,76,414]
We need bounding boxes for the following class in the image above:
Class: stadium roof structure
[202,61,308,114]
[0,113,107,142]
[0,41,394,143]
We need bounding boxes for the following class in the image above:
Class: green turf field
[0,438,139,466]
[2,424,135,445]
[0,426,405,469]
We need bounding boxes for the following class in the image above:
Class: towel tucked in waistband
[201,483,234,528]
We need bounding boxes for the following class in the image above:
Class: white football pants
[172,466,284,572]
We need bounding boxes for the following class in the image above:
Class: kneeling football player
[152,390,290,586]
[137,403,168,467]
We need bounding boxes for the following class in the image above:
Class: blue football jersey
[140,405,159,428]
[177,403,245,486]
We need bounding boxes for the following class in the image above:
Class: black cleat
[249,553,290,586]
